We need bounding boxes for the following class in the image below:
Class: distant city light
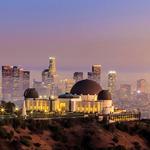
[137,90,141,94]
[108,71,117,74]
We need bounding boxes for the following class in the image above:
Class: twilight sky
[0,0,150,73]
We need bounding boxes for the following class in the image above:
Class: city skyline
[0,1,150,149]
[0,0,150,72]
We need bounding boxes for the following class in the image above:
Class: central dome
[70,79,102,95]
[24,88,39,99]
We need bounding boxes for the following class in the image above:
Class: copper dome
[24,88,39,99]
[70,79,102,95]
[98,90,112,100]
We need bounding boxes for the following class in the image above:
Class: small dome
[70,79,102,95]
[58,93,80,99]
[24,88,39,99]
[98,90,112,100]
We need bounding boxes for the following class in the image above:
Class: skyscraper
[33,80,49,98]
[2,65,13,101]
[42,57,57,84]
[49,57,56,75]
[41,57,58,97]
[119,84,131,100]
[23,71,30,92]
[87,64,101,84]
[2,65,30,101]
[92,64,101,83]
[137,79,147,93]
[108,71,117,97]
[64,79,75,93]
[87,72,95,80]
[73,72,83,83]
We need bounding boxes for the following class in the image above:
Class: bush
[81,130,96,150]
[22,135,32,140]
[61,119,73,128]
[11,140,21,149]
[34,142,41,147]
[15,129,20,133]
[139,128,150,144]
[0,119,5,126]
[132,142,141,150]
[12,118,21,129]
[112,135,119,143]
[20,137,31,147]
[7,130,14,140]
[103,124,116,132]
[115,122,129,132]
[48,124,61,133]
[27,119,49,132]
[0,127,8,139]
[115,145,126,150]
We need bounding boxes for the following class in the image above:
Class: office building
[92,64,101,83]
[87,65,101,84]
[108,71,117,97]
[42,57,57,85]
[137,79,147,93]
[119,84,131,100]
[2,65,30,101]
[73,72,83,83]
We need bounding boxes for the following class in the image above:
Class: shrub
[103,124,116,132]
[27,120,37,132]
[12,118,21,129]
[61,119,73,128]
[0,127,8,139]
[115,145,126,150]
[34,142,41,147]
[115,122,129,132]
[81,132,96,150]
[132,142,141,150]
[0,119,5,126]
[7,130,14,140]
[48,124,61,133]
[15,129,20,133]
[11,140,21,149]
[112,135,119,143]
[20,137,31,147]
[139,128,150,144]
[22,135,32,140]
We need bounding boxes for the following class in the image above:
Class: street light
[1,108,5,114]
[15,107,19,112]
[50,95,55,100]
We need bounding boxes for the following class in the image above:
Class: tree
[0,101,16,114]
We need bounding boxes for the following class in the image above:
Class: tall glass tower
[49,57,56,75]
[108,71,117,97]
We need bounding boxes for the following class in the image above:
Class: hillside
[0,118,149,150]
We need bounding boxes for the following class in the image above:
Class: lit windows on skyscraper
[2,65,30,101]
[49,57,56,75]
[87,64,101,84]
[92,64,101,83]
[119,84,131,100]
[108,71,117,97]
[137,79,147,93]
[42,57,57,85]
